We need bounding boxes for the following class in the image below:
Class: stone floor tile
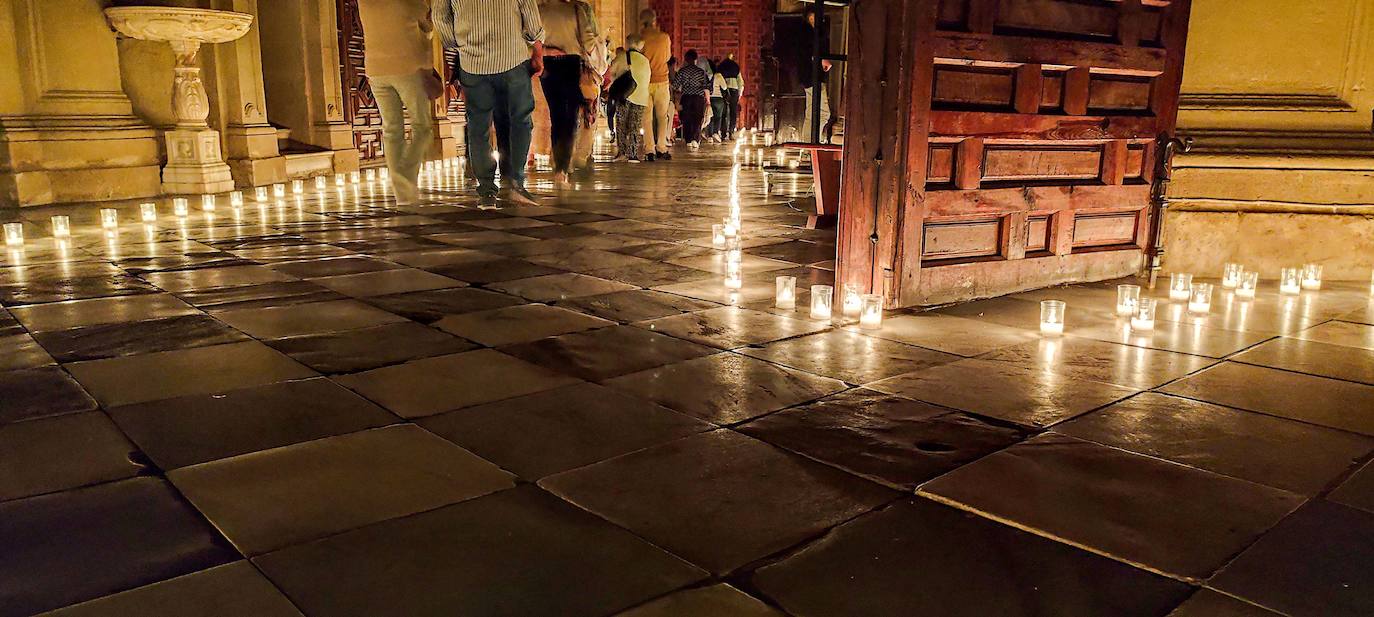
[979,336,1215,389]
[361,286,523,323]
[310,268,464,298]
[253,485,705,617]
[1165,590,1285,617]
[542,430,894,574]
[369,246,491,268]
[9,293,198,332]
[668,252,795,275]
[1211,500,1374,617]
[170,425,513,555]
[419,382,710,479]
[215,299,407,339]
[739,389,1026,490]
[34,314,250,362]
[849,313,1040,357]
[1329,461,1374,514]
[34,561,304,617]
[0,331,54,370]
[651,277,778,305]
[868,358,1138,428]
[585,261,717,287]
[1340,302,1374,326]
[333,349,580,418]
[268,322,475,374]
[173,280,345,312]
[1056,392,1373,494]
[0,366,98,424]
[228,243,354,264]
[108,377,395,469]
[750,498,1192,617]
[610,242,717,261]
[555,289,720,322]
[1160,362,1374,436]
[488,272,638,302]
[66,341,316,407]
[1071,317,1275,359]
[0,274,161,306]
[433,303,613,346]
[0,412,142,501]
[525,248,659,273]
[743,240,836,265]
[613,584,783,617]
[428,229,543,247]
[604,353,847,424]
[1232,336,1374,385]
[0,477,236,617]
[500,324,717,381]
[270,256,401,279]
[142,265,295,293]
[920,433,1305,580]
[424,256,564,284]
[1293,320,1374,350]
[740,329,961,384]
[639,306,829,350]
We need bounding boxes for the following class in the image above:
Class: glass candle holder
[254,186,269,203]
[724,260,743,289]
[201,194,216,211]
[380,168,390,181]
[100,208,118,229]
[1039,300,1066,335]
[313,176,327,192]
[4,222,24,246]
[288,180,301,195]
[1301,264,1323,290]
[364,169,376,183]
[349,171,361,184]
[788,159,800,170]
[775,150,786,167]
[334,174,346,188]
[1280,267,1302,295]
[1188,283,1213,314]
[810,285,834,320]
[272,183,286,198]
[50,215,71,238]
[860,294,884,329]
[712,224,727,246]
[1169,273,1193,301]
[722,219,738,238]
[841,283,863,317]
[172,198,189,217]
[229,191,243,207]
[1221,263,1243,289]
[140,203,158,222]
[1130,298,1157,331]
[1116,284,1141,317]
[1237,271,1259,299]
[775,276,797,309]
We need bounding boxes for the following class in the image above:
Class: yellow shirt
[358,0,434,77]
[640,26,672,84]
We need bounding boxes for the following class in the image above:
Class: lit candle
[273,183,286,198]
[140,203,158,222]
[492,150,501,164]
[1130,298,1157,331]
[1236,271,1259,299]
[100,209,118,229]
[1116,284,1141,317]
[776,276,797,309]
[201,194,216,211]
[50,215,71,238]
[712,224,727,246]
[1169,273,1193,301]
[841,283,863,317]
[1301,263,1323,290]
[229,191,244,207]
[775,149,785,167]
[765,133,773,147]
[255,186,269,203]
[1188,283,1213,314]
[810,285,833,320]
[860,295,884,329]
[380,168,390,181]
[364,169,376,184]
[724,260,743,289]
[314,176,327,192]
[1039,300,1066,335]
[335,174,346,187]
[1221,263,1243,289]
[349,171,361,184]
[3,222,24,246]
[1279,267,1302,295]
[722,218,738,238]
[172,198,189,217]
[788,159,800,170]
[291,180,304,195]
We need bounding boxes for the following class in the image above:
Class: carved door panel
[837,0,1193,307]
[337,0,384,160]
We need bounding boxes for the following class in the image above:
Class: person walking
[358,0,440,206]
[434,0,545,206]
[797,10,832,144]
[717,53,743,138]
[605,46,625,134]
[671,50,709,149]
[608,35,649,162]
[637,9,673,161]
[538,0,603,187]
[707,62,727,142]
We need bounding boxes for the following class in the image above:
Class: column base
[162,127,235,194]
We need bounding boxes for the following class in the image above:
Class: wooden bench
[783,142,843,229]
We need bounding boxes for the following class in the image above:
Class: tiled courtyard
[2,144,1373,616]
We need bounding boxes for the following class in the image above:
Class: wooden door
[836,0,1193,308]
[337,0,384,160]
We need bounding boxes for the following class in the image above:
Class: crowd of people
[357,0,750,207]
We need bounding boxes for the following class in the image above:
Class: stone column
[202,0,288,187]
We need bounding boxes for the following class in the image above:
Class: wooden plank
[1118,0,1144,47]
[1051,209,1075,255]
[928,111,1158,139]
[1073,211,1140,247]
[995,0,1118,40]
[1088,75,1153,111]
[892,2,941,306]
[1150,0,1192,128]
[983,146,1102,182]
[954,137,985,189]
[1014,63,1043,114]
[1026,214,1051,252]
[927,144,956,183]
[922,219,1003,259]
[931,32,1169,72]
[924,184,1153,217]
[933,67,1016,108]
[1063,66,1091,116]
[1004,210,1029,260]
[967,0,998,33]
[1100,139,1128,185]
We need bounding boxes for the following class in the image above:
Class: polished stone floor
[3,143,1374,617]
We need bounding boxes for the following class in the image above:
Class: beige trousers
[641,82,672,154]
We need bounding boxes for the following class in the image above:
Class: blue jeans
[458,61,535,196]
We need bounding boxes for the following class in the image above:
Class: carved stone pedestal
[163,128,235,194]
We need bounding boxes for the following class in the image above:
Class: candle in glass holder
[201,194,216,211]
[1040,300,1066,335]
[1236,271,1259,299]
[380,168,390,182]
[349,171,361,184]
[1280,267,1302,294]
[272,183,285,198]
[364,169,377,184]
[50,215,71,238]
[334,174,345,188]
[229,191,244,207]
[140,202,158,222]
[1221,263,1243,289]
[775,149,786,167]
[765,133,773,146]
[313,176,327,193]
[288,180,302,195]
[860,295,884,329]
[776,276,797,309]
[840,283,863,317]
[100,209,118,229]
[1116,284,1141,317]
[4,222,24,246]
[1130,298,1157,331]
[722,218,738,238]
[1188,283,1213,314]
[712,224,727,246]
[788,159,800,170]
[724,260,743,289]
[1169,273,1193,301]
[1301,263,1323,290]
[172,198,189,217]
[254,186,269,203]
[810,285,833,319]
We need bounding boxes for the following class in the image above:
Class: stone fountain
[105,6,253,194]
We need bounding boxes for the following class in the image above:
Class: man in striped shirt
[434,0,546,205]
[670,50,709,148]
